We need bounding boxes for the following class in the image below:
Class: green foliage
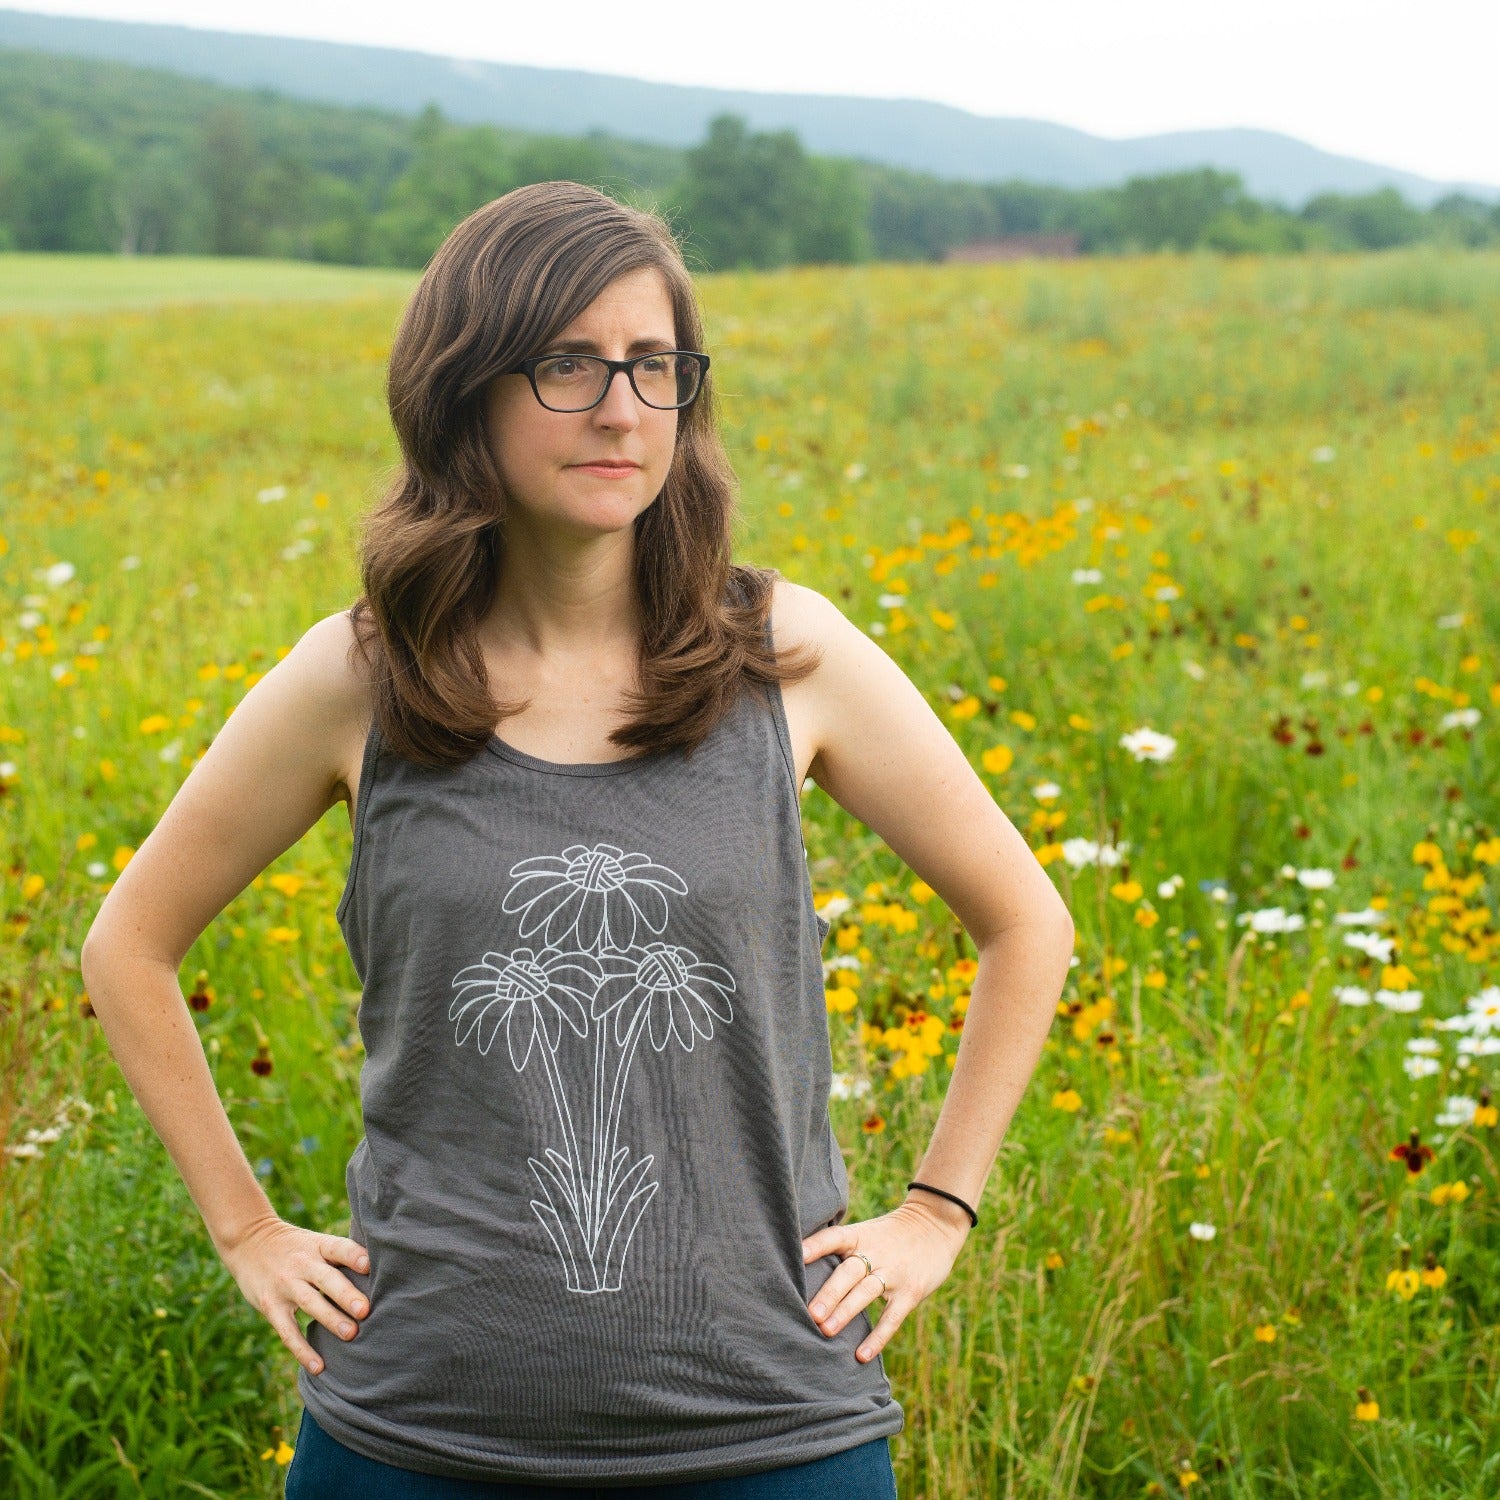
[3,114,114,251]
[0,47,1495,274]
[673,114,871,271]
[1302,186,1431,251]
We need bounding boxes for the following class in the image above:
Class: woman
[80,181,1074,1496]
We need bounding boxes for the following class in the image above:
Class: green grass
[2,247,1498,1497]
[0,253,418,314]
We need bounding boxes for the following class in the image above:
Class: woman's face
[485,265,681,537]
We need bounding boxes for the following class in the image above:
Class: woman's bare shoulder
[283,608,376,804]
[766,574,833,651]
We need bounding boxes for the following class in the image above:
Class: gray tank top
[298,621,905,1484]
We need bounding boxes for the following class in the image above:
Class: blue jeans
[283,1408,899,1498]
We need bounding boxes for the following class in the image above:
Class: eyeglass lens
[532,354,701,411]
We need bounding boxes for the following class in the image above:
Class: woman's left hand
[801,1197,971,1363]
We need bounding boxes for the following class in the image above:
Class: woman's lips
[571,462,640,477]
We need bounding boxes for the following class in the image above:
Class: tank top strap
[335,711,384,928]
[758,605,802,807]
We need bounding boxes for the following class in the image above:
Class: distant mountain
[1,6,1495,209]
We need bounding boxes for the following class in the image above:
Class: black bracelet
[906,1180,979,1228]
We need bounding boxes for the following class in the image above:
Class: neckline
[484,731,674,778]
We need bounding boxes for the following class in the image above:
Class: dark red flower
[1389,1128,1434,1175]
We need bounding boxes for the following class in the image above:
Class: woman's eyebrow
[544,337,676,353]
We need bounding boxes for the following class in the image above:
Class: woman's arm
[80,609,373,1373]
[795,580,1075,1201]
[784,581,1074,1360]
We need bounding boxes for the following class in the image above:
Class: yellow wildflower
[1386,1268,1420,1301]
[981,744,1013,774]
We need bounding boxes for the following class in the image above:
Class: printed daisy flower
[503,842,689,951]
[449,945,603,1069]
[589,941,736,1052]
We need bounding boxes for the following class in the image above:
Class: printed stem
[589,1015,607,1248]
[601,1000,651,1217]
[533,1012,590,1257]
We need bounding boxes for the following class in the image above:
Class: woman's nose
[594,368,642,426]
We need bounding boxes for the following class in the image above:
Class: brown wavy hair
[346,180,820,769]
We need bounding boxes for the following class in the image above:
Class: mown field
[1,246,1498,1497]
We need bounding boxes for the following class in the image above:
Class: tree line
[1,47,1496,269]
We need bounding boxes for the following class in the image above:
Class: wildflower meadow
[1,246,1498,1496]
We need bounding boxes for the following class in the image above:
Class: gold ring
[849,1250,886,1294]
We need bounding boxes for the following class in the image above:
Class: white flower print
[451,841,736,1295]
[503,842,688,951]
[590,940,735,1052]
[449,945,600,1068]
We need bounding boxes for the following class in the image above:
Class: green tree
[108,142,200,254]
[195,104,265,255]
[370,109,521,266]
[788,155,871,264]
[511,134,610,188]
[672,114,868,270]
[1300,186,1426,250]
[673,114,796,270]
[1201,198,1318,255]
[1427,192,1499,249]
[1,115,112,250]
[1117,168,1249,252]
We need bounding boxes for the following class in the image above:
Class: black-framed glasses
[506,350,710,413]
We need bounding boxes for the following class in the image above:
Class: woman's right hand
[214,1214,371,1377]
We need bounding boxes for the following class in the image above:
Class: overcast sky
[13,0,1500,188]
